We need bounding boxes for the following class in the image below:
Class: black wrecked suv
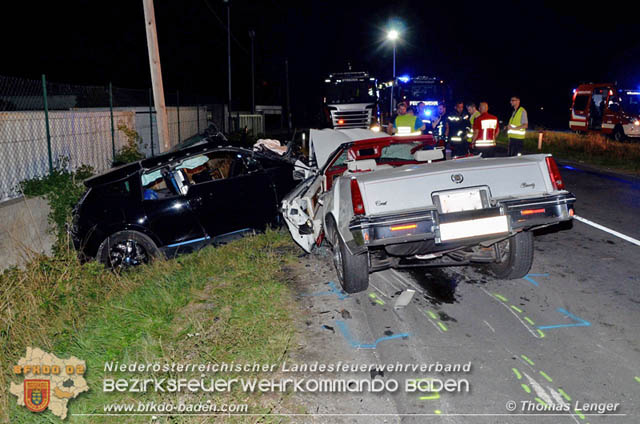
[70,140,299,268]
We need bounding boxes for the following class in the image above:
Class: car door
[233,151,281,230]
[140,167,207,251]
[181,151,259,242]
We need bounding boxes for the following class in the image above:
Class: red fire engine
[569,83,640,141]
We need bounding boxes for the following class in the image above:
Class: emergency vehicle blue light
[424,109,432,116]
[398,75,410,83]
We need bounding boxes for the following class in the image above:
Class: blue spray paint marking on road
[300,282,349,300]
[335,320,410,349]
[537,308,591,330]
[522,273,549,287]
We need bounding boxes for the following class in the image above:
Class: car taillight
[545,157,565,190]
[350,178,365,215]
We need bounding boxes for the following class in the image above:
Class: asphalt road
[292,163,640,423]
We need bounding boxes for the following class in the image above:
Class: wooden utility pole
[142,0,170,151]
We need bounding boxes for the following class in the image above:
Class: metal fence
[0,74,209,202]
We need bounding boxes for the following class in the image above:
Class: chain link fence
[0,74,210,202]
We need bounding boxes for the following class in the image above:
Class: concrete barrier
[0,196,54,270]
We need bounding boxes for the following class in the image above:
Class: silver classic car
[282,129,576,293]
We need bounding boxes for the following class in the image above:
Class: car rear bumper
[347,193,576,254]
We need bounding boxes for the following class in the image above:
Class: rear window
[573,94,589,112]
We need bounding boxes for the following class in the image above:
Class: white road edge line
[368,282,390,299]
[390,268,425,293]
[479,287,542,339]
[483,320,496,333]
[573,215,640,247]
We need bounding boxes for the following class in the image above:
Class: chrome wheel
[108,239,149,269]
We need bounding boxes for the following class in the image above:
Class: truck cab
[323,72,379,130]
[570,83,640,141]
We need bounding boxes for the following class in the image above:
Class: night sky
[3,0,639,128]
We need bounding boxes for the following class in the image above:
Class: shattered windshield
[379,141,424,162]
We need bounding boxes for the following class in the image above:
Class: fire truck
[322,72,379,130]
[570,83,640,141]
[379,75,451,132]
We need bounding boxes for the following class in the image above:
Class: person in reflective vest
[466,102,480,143]
[507,95,528,156]
[472,102,499,158]
[445,101,471,157]
[387,101,425,135]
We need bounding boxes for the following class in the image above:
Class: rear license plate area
[432,187,490,214]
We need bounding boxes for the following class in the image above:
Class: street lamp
[387,29,399,118]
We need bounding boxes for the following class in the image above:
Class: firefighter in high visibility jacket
[445,101,471,157]
[466,102,480,143]
[507,95,528,156]
[472,102,499,158]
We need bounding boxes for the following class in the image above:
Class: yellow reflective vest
[508,107,526,139]
[467,111,481,142]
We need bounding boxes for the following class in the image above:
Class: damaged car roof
[84,138,247,188]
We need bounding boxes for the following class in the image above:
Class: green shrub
[113,123,145,164]
[19,159,94,251]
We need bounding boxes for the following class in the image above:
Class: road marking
[521,355,535,366]
[494,293,508,302]
[574,215,640,247]
[390,268,424,293]
[558,388,572,402]
[483,320,495,333]
[538,308,591,330]
[335,320,409,349]
[523,273,549,287]
[540,371,553,382]
[512,368,522,380]
[369,282,390,299]
[301,281,348,300]
[427,310,438,320]
[635,376,640,384]
[524,372,554,406]
[377,271,406,293]
[481,288,542,339]
[368,293,385,305]
[511,305,523,314]
[437,322,448,332]
[521,384,531,393]
[524,317,535,326]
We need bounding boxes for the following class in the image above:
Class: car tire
[97,230,160,270]
[489,231,534,280]
[333,235,369,294]
[612,125,626,142]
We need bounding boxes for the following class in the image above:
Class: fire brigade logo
[24,380,50,412]
[10,347,89,420]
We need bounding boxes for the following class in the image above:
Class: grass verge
[1,230,299,423]
[496,131,640,174]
